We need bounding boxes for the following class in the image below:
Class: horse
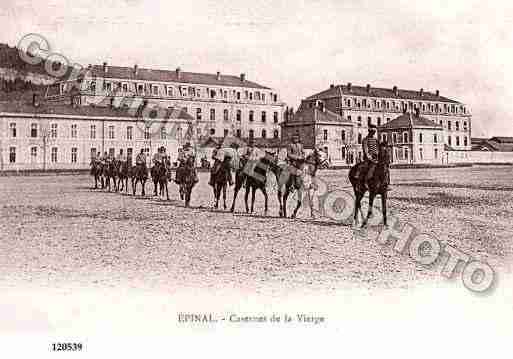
[131,163,148,196]
[211,156,232,210]
[176,156,197,207]
[151,160,171,200]
[90,161,104,189]
[277,149,328,219]
[102,160,118,192]
[348,144,390,227]
[116,160,130,193]
[230,154,272,215]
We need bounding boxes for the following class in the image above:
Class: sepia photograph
[1,0,513,357]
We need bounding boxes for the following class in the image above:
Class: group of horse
[89,145,390,228]
[90,156,196,206]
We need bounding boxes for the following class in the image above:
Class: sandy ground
[1,165,512,295]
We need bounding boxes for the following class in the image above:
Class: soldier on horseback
[286,133,305,189]
[175,142,198,184]
[209,142,236,186]
[136,149,147,172]
[361,124,379,190]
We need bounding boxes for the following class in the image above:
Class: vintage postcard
[1,0,512,357]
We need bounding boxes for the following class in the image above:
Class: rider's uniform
[362,135,378,183]
[136,152,147,168]
[211,147,237,185]
[286,142,305,188]
[176,147,198,183]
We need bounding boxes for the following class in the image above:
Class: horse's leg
[262,187,269,216]
[230,179,242,213]
[165,181,170,201]
[362,191,376,227]
[291,187,303,219]
[141,179,146,196]
[277,188,284,217]
[250,186,256,213]
[283,186,290,218]
[381,191,387,227]
[132,179,136,196]
[352,188,360,226]
[244,184,250,213]
[307,187,316,219]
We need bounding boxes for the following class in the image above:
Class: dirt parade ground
[1,165,512,295]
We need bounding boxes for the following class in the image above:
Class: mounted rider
[135,148,148,172]
[116,149,127,163]
[152,147,164,166]
[361,124,379,188]
[208,141,236,186]
[286,133,305,188]
[175,142,198,184]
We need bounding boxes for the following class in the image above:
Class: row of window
[8,146,77,164]
[346,115,468,131]
[8,121,280,140]
[76,80,280,103]
[196,108,279,123]
[338,98,467,114]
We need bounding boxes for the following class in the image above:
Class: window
[108,125,115,139]
[167,86,173,96]
[393,133,397,143]
[31,123,38,138]
[236,129,241,138]
[357,133,362,144]
[464,136,468,146]
[419,148,423,160]
[367,117,372,127]
[137,84,144,93]
[127,126,133,140]
[448,136,452,146]
[127,148,133,162]
[109,148,115,157]
[51,123,58,138]
[323,129,328,141]
[261,111,266,123]
[341,130,346,142]
[210,128,215,135]
[273,94,278,102]
[419,133,423,143]
[249,92,253,100]
[152,85,158,96]
[9,123,16,138]
[381,133,387,142]
[90,125,96,139]
[387,118,390,123]
[273,130,279,138]
[357,116,362,127]
[71,124,77,138]
[244,90,248,99]
[249,129,254,138]
[71,147,78,163]
[434,148,438,159]
[223,109,229,121]
[273,112,279,123]
[448,121,452,130]
[456,121,460,131]
[404,148,409,160]
[347,115,352,122]
[248,110,253,122]
[210,108,215,121]
[122,83,128,92]
[51,147,58,163]
[196,108,202,121]
[341,147,346,159]
[433,134,438,143]
[262,129,267,138]
[456,136,460,146]
[262,93,266,102]
[377,117,381,126]
[160,127,167,140]
[224,129,229,137]
[439,120,443,127]
[210,89,216,99]
[403,132,408,143]
[236,92,241,100]
[9,147,16,163]
[30,147,37,162]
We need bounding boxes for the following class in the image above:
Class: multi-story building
[302,83,472,161]
[0,63,286,171]
[281,100,354,163]
[47,63,285,142]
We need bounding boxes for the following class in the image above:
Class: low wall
[447,151,513,164]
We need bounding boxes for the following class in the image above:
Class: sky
[1,0,513,137]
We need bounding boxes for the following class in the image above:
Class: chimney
[103,62,108,73]
[32,93,39,107]
[330,84,334,89]
[176,67,181,79]
[240,73,246,82]
[419,88,424,97]
[366,84,371,93]
[216,71,221,81]
[134,64,138,76]
[347,82,352,92]
[393,86,398,96]
[435,89,440,97]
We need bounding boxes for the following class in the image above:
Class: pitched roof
[379,112,443,130]
[489,136,513,144]
[284,106,353,126]
[0,100,194,120]
[199,136,283,148]
[83,65,270,90]
[306,84,460,103]
[473,140,513,152]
